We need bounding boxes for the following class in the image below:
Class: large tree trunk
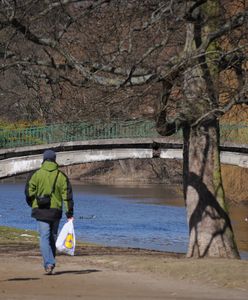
[180,2,240,258]
[183,121,240,258]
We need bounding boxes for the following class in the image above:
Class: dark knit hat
[43,149,56,162]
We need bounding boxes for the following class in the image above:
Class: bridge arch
[0,138,248,179]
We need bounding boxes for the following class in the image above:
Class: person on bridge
[25,149,74,275]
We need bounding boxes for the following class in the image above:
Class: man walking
[25,149,74,275]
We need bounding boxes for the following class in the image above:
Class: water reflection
[73,182,248,256]
[0,181,247,257]
[229,205,248,255]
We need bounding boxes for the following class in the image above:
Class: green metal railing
[0,120,248,149]
[0,120,158,149]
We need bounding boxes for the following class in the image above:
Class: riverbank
[63,160,248,204]
[9,159,248,205]
[0,226,248,300]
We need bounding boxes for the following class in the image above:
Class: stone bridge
[1,137,248,179]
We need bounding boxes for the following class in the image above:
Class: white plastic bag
[56,220,76,256]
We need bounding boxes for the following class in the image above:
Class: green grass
[0,225,96,248]
[0,226,38,244]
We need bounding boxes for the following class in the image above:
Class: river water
[0,181,247,258]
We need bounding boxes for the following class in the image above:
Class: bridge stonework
[0,138,248,179]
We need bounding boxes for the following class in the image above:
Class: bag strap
[50,170,60,196]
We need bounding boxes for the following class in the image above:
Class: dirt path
[0,244,247,300]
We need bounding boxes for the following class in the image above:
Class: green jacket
[25,161,74,221]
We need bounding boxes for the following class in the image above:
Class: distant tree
[1,0,248,258]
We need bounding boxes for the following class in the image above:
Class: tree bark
[179,1,240,258]
[183,121,240,258]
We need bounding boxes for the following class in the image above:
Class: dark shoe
[45,264,54,275]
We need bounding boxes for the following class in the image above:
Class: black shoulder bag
[37,171,60,209]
